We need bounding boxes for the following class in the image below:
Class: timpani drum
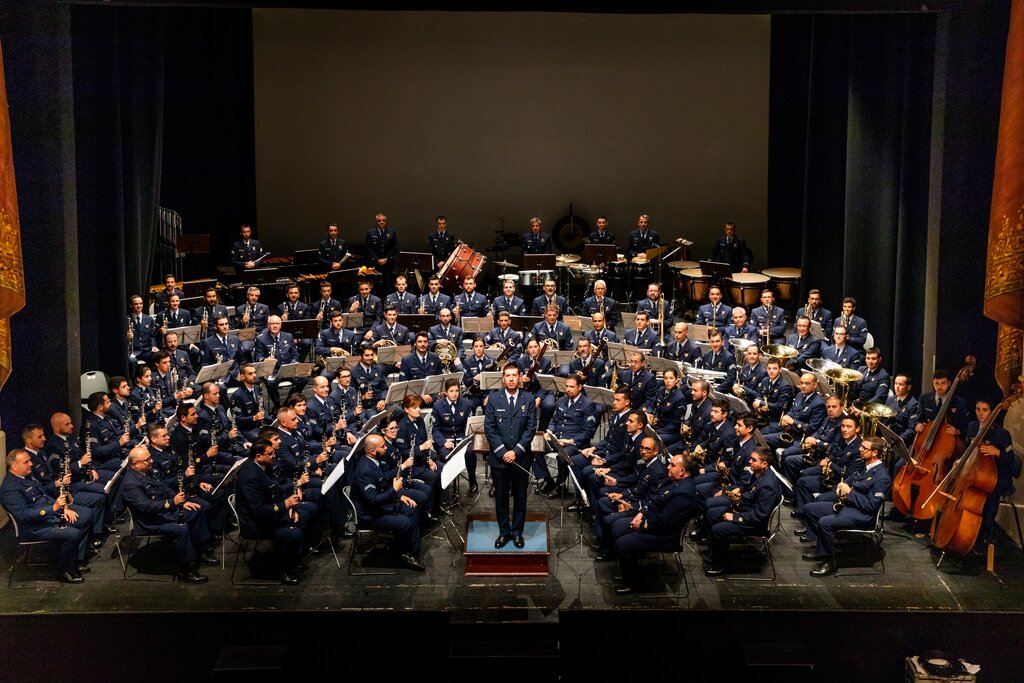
[669,261,699,301]
[680,267,712,303]
[725,272,770,309]
[437,242,487,291]
[762,267,802,305]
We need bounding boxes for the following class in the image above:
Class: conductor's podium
[464,513,550,576]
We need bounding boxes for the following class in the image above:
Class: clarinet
[177,451,187,525]
[81,419,93,476]
[187,438,199,496]
[58,441,71,528]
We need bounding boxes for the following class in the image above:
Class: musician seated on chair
[428,308,465,355]
[611,453,700,595]
[635,282,673,332]
[1,448,94,584]
[418,275,451,320]
[235,440,313,585]
[584,312,620,353]
[153,273,185,314]
[615,351,658,411]
[699,330,734,386]
[398,333,443,405]
[694,285,732,329]
[530,304,573,351]
[316,312,358,379]
[593,436,668,559]
[967,397,1019,549]
[761,373,826,448]
[800,436,891,577]
[313,279,343,330]
[431,379,476,488]
[836,297,869,351]
[371,305,413,347]
[385,275,418,314]
[780,395,844,488]
[349,280,383,338]
[121,445,219,583]
[127,294,159,365]
[796,289,833,338]
[749,289,786,345]
[453,275,489,319]
[785,316,822,371]
[702,446,782,576]
[659,322,701,365]
[350,434,426,571]
[579,279,620,329]
[462,336,495,413]
[491,278,527,318]
[821,325,862,369]
[531,278,568,319]
[539,373,599,498]
[792,416,863,517]
[623,312,658,351]
[560,337,608,388]
[852,347,891,404]
[722,307,759,346]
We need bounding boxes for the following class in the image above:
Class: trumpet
[127,316,134,344]
[418,295,427,315]
[778,420,795,445]
[832,488,849,513]
[800,437,818,465]
[821,460,843,489]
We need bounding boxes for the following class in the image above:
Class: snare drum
[680,267,712,303]
[762,267,802,305]
[725,272,770,308]
[519,269,554,287]
[437,243,487,292]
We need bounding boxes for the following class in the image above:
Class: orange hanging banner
[0,40,27,392]
[986,0,1024,392]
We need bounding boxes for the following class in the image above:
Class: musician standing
[484,366,537,549]
[427,215,457,268]
[366,213,398,295]
[318,222,347,271]
[231,224,263,277]
[709,221,750,272]
[520,217,552,255]
[796,289,833,337]
[626,214,660,259]
[585,215,616,245]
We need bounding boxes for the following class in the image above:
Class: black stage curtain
[72,6,165,375]
[71,6,256,376]
[768,13,936,385]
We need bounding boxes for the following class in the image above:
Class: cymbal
[492,260,517,268]
[556,254,581,264]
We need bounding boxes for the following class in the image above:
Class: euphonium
[778,420,795,445]
[800,437,817,465]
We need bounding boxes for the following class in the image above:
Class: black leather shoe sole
[400,553,426,571]
[58,571,84,584]
[802,551,828,561]
[704,567,726,577]
[810,562,838,577]
[178,571,209,584]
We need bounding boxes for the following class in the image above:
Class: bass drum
[437,242,487,294]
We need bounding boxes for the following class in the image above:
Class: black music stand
[509,315,543,335]
[398,314,436,333]
[398,251,434,275]
[180,278,217,298]
[281,319,320,341]
[177,234,210,281]
[243,267,280,285]
[582,244,616,265]
[293,249,319,267]
[522,253,557,273]
[699,260,733,286]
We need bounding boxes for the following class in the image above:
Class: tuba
[825,367,864,410]
[852,400,895,437]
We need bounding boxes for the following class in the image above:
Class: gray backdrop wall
[253,10,770,264]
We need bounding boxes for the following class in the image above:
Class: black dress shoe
[178,568,209,584]
[280,571,300,586]
[594,550,614,562]
[58,570,84,584]
[611,575,625,584]
[76,564,92,574]
[790,510,804,519]
[105,523,118,534]
[538,479,556,494]
[488,485,495,498]
[615,585,637,595]
[89,538,105,550]
[200,550,220,566]
[782,497,797,508]
[337,527,355,538]
[468,482,479,494]
[799,534,813,543]
[400,553,426,571]
[494,535,510,549]
[810,560,838,577]
[802,551,829,561]
[546,485,566,500]
[794,527,807,535]
[566,502,584,512]
[513,535,525,549]
[425,513,440,523]
[704,567,726,577]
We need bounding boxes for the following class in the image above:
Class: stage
[1,484,1022,681]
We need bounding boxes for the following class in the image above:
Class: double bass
[891,356,975,520]
[930,384,1023,556]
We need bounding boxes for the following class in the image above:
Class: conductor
[484,365,537,549]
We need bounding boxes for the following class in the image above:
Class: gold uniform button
[164,502,170,509]
[273,505,279,512]
[40,510,46,516]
